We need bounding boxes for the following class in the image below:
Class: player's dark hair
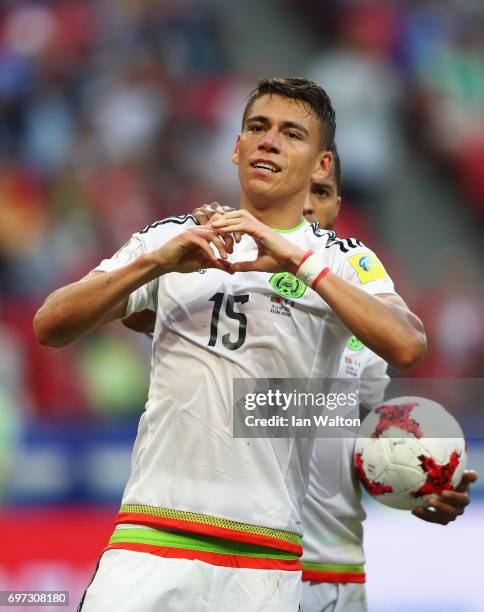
[331,143,342,195]
[242,77,336,149]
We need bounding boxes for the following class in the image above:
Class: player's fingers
[196,247,234,273]
[220,210,242,219]
[221,205,235,214]
[193,227,228,259]
[211,233,229,259]
[210,218,234,229]
[216,224,247,235]
[212,259,234,274]
[204,202,230,216]
[191,208,210,226]
[231,256,273,273]
[189,234,219,262]
[455,470,478,492]
[230,261,258,273]
[412,505,451,525]
[212,226,236,256]
[201,203,224,219]
[427,497,462,518]
[212,218,244,241]
[440,490,469,508]
[207,219,234,253]
[211,212,243,227]
[255,239,268,255]
[221,228,234,254]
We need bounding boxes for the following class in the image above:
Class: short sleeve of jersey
[359,352,389,410]
[94,214,197,317]
[323,234,396,296]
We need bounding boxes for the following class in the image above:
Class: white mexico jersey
[301,340,389,581]
[95,215,396,555]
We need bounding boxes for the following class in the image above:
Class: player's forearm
[33,253,165,347]
[313,273,426,370]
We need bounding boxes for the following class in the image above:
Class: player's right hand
[192,203,241,251]
[211,209,305,274]
[192,202,235,225]
[412,469,478,525]
[154,226,234,274]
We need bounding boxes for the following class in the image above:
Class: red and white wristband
[294,250,330,289]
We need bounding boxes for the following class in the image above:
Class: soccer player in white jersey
[300,148,477,612]
[33,78,427,612]
[164,152,478,612]
[122,149,478,612]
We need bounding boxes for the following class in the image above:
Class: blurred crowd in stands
[0,0,483,423]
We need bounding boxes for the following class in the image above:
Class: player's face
[303,175,341,230]
[233,94,330,204]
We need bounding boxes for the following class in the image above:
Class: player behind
[298,147,478,612]
[33,78,426,612]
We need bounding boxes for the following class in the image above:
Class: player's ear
[232,134,241,166]
[312,150,332,183]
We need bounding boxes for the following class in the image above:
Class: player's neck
[240,192,306,231]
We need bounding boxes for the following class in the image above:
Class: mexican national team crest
[269,272,306,299]
[347,335,364,351]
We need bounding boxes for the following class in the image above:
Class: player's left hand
[211,209,305,273]
[412,470,478,525]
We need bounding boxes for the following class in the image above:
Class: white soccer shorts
[300,581,367,612]
[79,549,302,612]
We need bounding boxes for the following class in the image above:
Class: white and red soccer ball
[354,397,467,510]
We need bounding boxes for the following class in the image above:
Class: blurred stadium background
[0,1,483,610]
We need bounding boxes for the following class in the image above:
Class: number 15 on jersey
[208,293,249,351]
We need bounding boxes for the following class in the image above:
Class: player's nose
[303,204,315,222]
[257,127,280,153]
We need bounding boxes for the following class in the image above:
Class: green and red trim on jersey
[301,561,366,583]
[115,504,302,556]
[106,528,301,571]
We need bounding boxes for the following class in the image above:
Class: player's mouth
[250,159,281,174]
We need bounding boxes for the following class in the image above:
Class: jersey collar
[272,219,308,234]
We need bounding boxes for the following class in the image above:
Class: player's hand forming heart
[210,210,306,273]
[156,226,234,274]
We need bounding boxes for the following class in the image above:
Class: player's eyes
[313,189,329,198]
[286,131,302,140]
[248,124,264,132]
